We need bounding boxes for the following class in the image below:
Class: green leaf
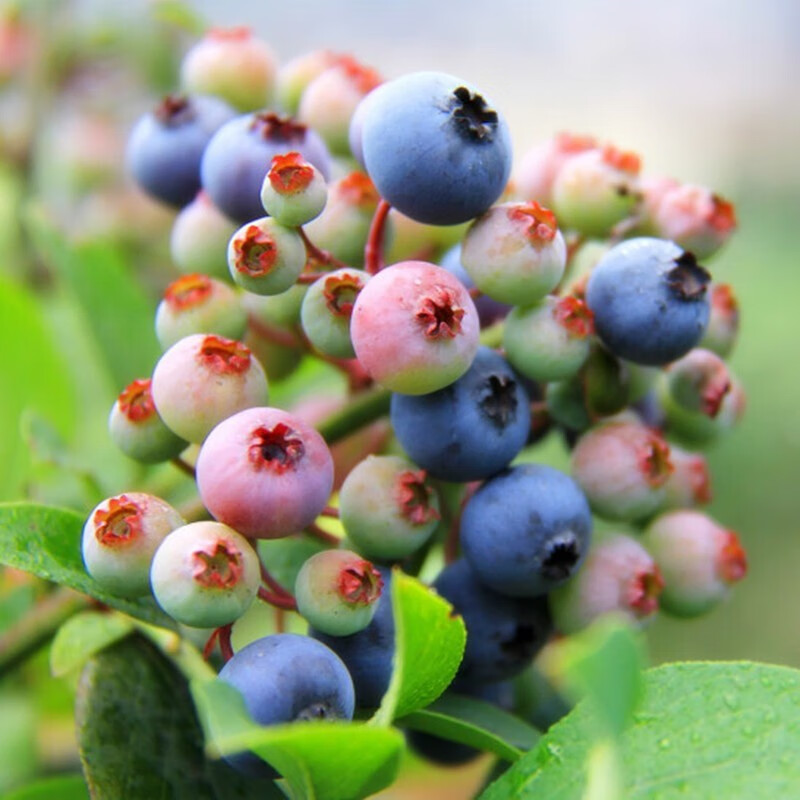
[480,661,800,800]
[192,679,404,800]
[50,611,134,677]
[0,276,75,500]
[399,691,540,762]
[5,774,89,800]
[0,503,176,629]
[27,211,160,389]
[371,569,466,725]
[77,635,280,800]
[150,0,207,34]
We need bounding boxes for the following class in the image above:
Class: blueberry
[460,464,592,597]
[585,237,711,366]
[390,347,530,482]
[126,94,234,208]
[358,72,512,225]
[218,633,355,775]
[434,559,551,684]
[201,111,331,224]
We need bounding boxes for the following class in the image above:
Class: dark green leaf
[481,661,800,800]
[372,570,466,725]
[50,611,134,677]
[399,691,540,762]
[0,503,176,629]
[5,774,89,800]
[192,679,404,800]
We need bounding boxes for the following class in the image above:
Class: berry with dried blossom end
[151,333,268,443]
[154,273,247,349]
[651,183,737,260]
[434,559,552,684]
[170,191,237,282]
[298,55,382,155]
[586,237,711,365]
[295,549,383,635]
[302,171,382,268]
[663,348,732,418]
[662,445,712,510]
[390,347,530,482]
[700,283,740,358]
[180,27,278,112]
[460,464,593,598]
[196,407,333,539]
[461,202,567,305]
[359,71,513,225]
[550,534,664,634]
[571,420,674,522]
[108,378,187,463]
[82,493,184,597]
[227,217,306,295]
[514,132,599,207]
[300,268,369,359]
[551,145,642,237]
[126,94,235,208]
[642,510,747,617]
[150,521,260,627]
[201,111,331,223]
[339,455,440,561]
[260,151,327,226]
[350,261,479,395]
[503,295,594,382]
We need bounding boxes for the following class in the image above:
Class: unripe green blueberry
[227,217,307,296]
[82,493,184,598]
[664,348,732,418]
[642,510,747,617]
[503,295,594,382]
[150,521,260,627]
[295,549,383,635]
[260,151,328,226]
[108,378,187,463]
[155,273,247,350]
[663,378,746,448]
[340,455,441,561]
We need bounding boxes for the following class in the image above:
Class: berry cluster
[84,25,747,776]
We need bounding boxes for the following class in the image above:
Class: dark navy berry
[311,567,394,708]
[358,72,512,225]
[201,111,331,223]
[218,633,355,775]
[390,347,530,482]
[127,94,235,208]
[434,559,551,684]
[586,237,711,366]
[461,464,592,597]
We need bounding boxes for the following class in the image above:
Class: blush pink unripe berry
[571,420,674,522]
[662,446,713,510]
[150,520,260,627]
[663,348,732,418]
[260,151,328,226]
[196,406,334,539]
[82,493,184,598]
[295,549,383,635]
[642,510,747,617]
[155,273,247,349]
[151,333,269,443]
[461,202,567,305]
[700,283,740,358]
[180,27,278,112]
[350,261,479,395]
[550,534,664,634]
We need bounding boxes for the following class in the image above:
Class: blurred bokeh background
[0,0,798,796]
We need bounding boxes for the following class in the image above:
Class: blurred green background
[0,0,798,795]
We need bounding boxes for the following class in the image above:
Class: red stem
[298,226,347,269]
[258,586,298,610]
[321,505,340,519]
[202,623,233,661]
[296,271,328,284]
[305,523,340,546]
[259,561,292,598]
[364,199,392,275]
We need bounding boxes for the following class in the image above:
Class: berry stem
[247,315,301,349]
[364,199,392,275]
[316,386,391,445]
[259,561,292,599]
[257,586,298,611]
[274,607,286,634]
[321,505,340,519]
[306,523,340,546]
[171,456,196,479]
[218,623,234,662]
[296,271,329,284]
[298,226,347,269]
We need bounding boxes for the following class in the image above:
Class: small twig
[305,523,340,546]
[321,505,340,519]
[274,608,286,634]
[296,271,329,284]
[257,587,298,611]
[171,457,196,479]
[364,199,392,275]
[259,561,292,598]
[218,624,234,662]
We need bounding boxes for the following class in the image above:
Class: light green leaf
[399,691,540,762]
[50,611,134,677]
[481,661,800,800]
[371,570,466,726]
[5,774,89,800]
[192,679,404,800]
[0,503,176,629]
